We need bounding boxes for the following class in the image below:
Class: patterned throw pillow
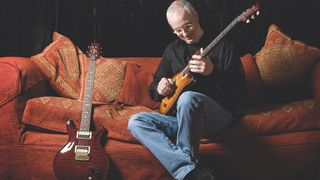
[31,32,127,103]
[80,57,127,103]
[255,24,320,101]
[31,32,86,99]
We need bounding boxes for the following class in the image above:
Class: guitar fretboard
[80,57,96,132]
[182,15,241,76]
[201,16,240,56]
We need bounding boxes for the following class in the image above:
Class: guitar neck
[80,58,96,132]
[200,16,240,57]
[182,17,240,75]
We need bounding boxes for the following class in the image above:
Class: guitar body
[53,120,109,180]
[159,71,194,114]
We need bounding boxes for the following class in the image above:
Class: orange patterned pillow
[255,24,320,100]
[80,57,127,103]
[31,32,86,99]
[31,32,127,103]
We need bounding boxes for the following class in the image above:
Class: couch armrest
[0,57,49,144]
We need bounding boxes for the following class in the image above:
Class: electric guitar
[53,42,109,180]
[159,3,260,114]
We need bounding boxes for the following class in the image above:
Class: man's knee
[177,91,201,109]
[128,112,149,131]
[128,112,146,131]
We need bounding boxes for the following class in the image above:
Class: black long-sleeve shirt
[149,33,246,111]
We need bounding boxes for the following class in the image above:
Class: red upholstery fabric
[240,53,265,104]
[0,60,20,106]
[95,105,155,142]
[0,57,47,144]
[118,62,160,109]
[22,96,156,142]
[14,130,320,180]
[208,99,320,142]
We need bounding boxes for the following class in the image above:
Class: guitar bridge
[74,145,91,161]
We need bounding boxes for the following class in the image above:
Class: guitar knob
[251,14,255,19]
[246,19,250,23]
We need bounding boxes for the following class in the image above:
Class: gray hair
[166,0,196,19]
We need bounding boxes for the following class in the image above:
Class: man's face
[168,10,201,44]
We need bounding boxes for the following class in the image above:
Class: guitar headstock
[87,42,101,60]
[239,3,260,24]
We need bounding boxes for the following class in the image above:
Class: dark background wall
[0,0,319,58]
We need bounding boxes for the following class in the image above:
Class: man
[128,0,245,179]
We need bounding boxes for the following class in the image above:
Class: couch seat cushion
[22,96,155,142]
[204,99,320,143]
[23,97,320,144]
[94,105,155,142]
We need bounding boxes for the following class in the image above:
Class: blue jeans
[128,91,234,180]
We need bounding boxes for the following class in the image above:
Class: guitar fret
[80,53,97,132]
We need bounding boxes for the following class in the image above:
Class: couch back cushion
[116,58,161,109]
[255,24,320,102]
[240,54,266,104]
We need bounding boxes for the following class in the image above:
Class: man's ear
[194,12,199,21]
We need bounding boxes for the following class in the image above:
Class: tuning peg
[256,11,260,16]
[251,14,255,19]
[246,19,250,23]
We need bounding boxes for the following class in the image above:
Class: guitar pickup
[76,131,92,139]
[74,145,91,161]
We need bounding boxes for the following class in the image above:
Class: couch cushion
[31,32,86,100]
[118,62,160,109]
[82,57,127,103]
[239,54,265,104]
[255,24,320,102]
[31,32,127,103]
[23,97,320,144]
[94,105,155,142]
[22,96,86,132]
[22,96,154,142]
[204,99,320,143]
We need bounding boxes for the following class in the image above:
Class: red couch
[1,24,320,180]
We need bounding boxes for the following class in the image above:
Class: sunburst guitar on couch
[53,42,109,180]
[159,3,261,114]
